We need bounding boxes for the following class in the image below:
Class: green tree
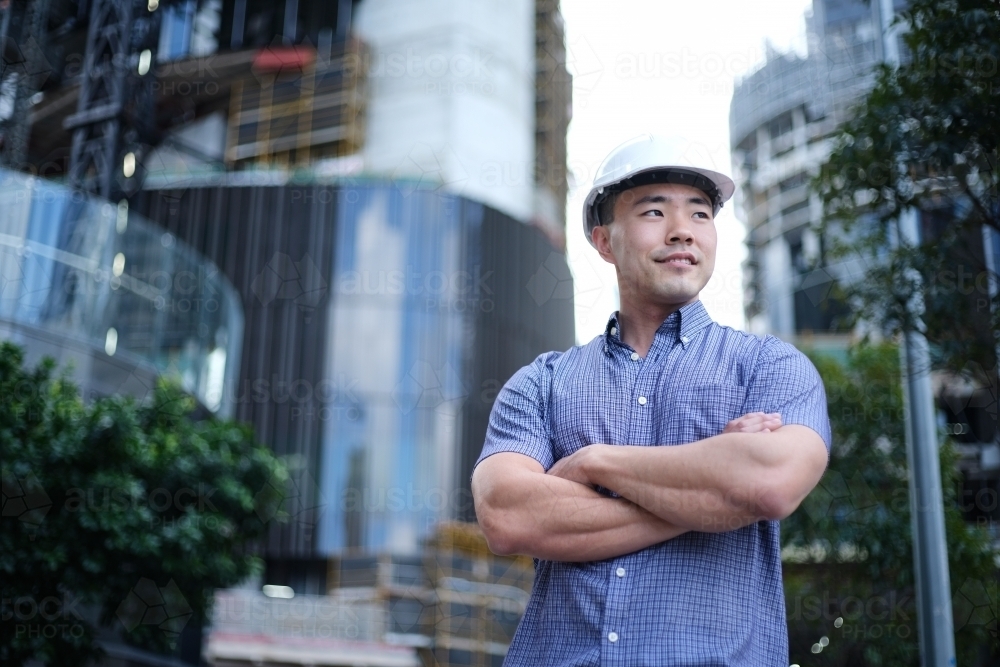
[1,341,288,667]
[815,0,1000,379]
[782,342,998,665]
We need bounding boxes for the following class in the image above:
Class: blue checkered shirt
[475,300,832,666]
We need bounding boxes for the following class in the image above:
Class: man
[471,135,831,665]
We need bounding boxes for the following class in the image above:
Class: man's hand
[549,412,783,486]
[723,412,782,434]
[546,444,606,487]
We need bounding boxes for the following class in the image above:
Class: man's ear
[591,224,616,265]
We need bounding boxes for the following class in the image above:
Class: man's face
[591,182,717,309]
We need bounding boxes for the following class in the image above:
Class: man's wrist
[584,443,615,488]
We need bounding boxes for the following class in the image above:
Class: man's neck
[616,297,697,358]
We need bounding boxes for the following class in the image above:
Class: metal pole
[877,1,955,665]
[898,212,958,667]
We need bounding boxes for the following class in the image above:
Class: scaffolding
[325,522,534,667]
[533,0,571,244]
[66,0,160,200]
[225,38,367,168]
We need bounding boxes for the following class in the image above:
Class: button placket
[604,338,651,663]
[603,559,628,659]
[602,552,647,665]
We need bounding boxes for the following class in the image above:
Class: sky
[561,0,814,343]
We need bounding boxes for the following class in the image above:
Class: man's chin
[648,290,700,308]
[647,280,703,303]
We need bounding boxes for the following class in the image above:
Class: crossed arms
[471,413,829,562]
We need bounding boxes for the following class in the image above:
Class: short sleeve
[743,337,832,452]
[473,352,559,474]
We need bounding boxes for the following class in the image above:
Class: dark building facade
[133,178,574,578]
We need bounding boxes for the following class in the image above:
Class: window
[158,0,196,61]
[779,173,808,192]
[768,112,794,140]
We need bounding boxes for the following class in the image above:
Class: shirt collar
[604,300,714,349]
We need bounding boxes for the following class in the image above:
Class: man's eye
[643,209,663,217]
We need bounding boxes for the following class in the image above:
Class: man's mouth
[654,254,696,266]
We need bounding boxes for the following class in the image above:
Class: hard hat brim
[583,166,735,248]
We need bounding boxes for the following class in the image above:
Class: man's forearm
[596,433,772,532]
[567,426,828,532]
[473,453,686,562]
[511,480,685,562]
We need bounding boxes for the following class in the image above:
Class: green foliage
[814,0,1000,378]
[0,341,288,667]
[806,4,1000,658]
[782,342,998,665]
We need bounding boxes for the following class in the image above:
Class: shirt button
[637,396,647,405]
[681,336,690,344]
[608,632,619,643]
[630,352,639,361]
[616,567,626,577]
[610,327,617,336]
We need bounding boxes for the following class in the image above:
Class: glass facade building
[135,179,575,567]
[321,187,485,554]
[0,168,243,413]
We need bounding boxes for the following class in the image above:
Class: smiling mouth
[655,257,695,266]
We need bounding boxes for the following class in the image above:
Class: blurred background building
[729,0,999,564]
[0,0,573,665]
[729,0,894,344]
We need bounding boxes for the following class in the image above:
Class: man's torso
[477,302,831,666]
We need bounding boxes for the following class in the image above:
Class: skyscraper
[730,0,891,341]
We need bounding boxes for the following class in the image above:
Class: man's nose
[664,212,695,244]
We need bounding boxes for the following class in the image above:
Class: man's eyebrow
[631,194,712,208]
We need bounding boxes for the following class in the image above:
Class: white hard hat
[583,134,735,247]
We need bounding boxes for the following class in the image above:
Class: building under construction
[1,1,574,666]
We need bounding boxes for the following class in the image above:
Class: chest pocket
[663,384,747,444]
